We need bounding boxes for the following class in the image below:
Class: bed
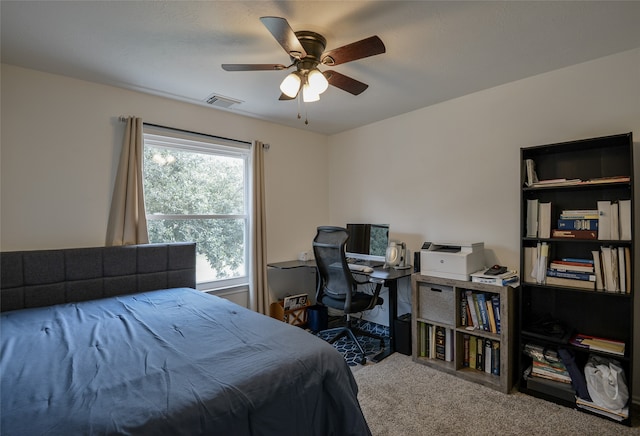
[0,243,371,435]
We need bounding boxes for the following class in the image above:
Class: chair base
[321,322,385,365]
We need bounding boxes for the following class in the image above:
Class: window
[143,127,251,290]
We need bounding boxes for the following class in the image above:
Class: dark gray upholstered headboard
[1,243,196,312]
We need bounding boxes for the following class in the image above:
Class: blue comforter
[1,288,370,435]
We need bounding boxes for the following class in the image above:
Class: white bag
[584,355,628,411]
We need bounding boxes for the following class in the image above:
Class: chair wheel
[359,356,367,365]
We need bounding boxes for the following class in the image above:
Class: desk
[267,260,413,362]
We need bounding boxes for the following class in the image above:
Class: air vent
[205,94,243,108]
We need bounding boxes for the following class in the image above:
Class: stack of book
[597,199,632,241]
[570,333,625,356]
[462,335,500,375]
[546,258,596,290]
[418,323,453,362]
[592,246,631,293]
[470,269,518,286]
[523,343,572,384]
[552,209,598,239]
[461,290,501,334]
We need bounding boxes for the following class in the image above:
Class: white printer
[420,241,485,281]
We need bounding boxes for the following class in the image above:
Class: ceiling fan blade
[321,36,385,66]
[222,64,288,71]
[260,16,307,60]
[324,71,369,95]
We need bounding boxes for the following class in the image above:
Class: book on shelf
[591,250,604,290]
[611,202,620,241]
[570,333,625,356]
[470,269,518,286]
[538,202,552,239]
[580,175,630,185]
[619,199,632,240]
[618,246,626,294]
[557,219,598,231]
[597,200,628,241]
[468,333,477,369]
[477,292,491,331]
[575,397,629,422]
[445,329,454,362]
[485,299,497,333]
[559,209,599,220]
[491,341,500,375]
[599,246,630,293]
[546,268,595,282]
[484,339,492,375]
[465,291,480,330]
[524,344,572,384]
[549,260,594,273]
[531,360,572,384]
[463,334,470,367]
[460,295,468,326]
[523,246,536,284]
[491,295,501,333]
[552,229,597,239]
[560,257,593,264]
[524,366,576,402]
[524,159,538,187]
[545,275,596,290]
[476,337,483,370]
[526,199,539,237]
[531,242,549,284]
[529,178,581,188]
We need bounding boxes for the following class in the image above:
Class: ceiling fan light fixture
[307,69,329,94]
[280,72,301,98]
[302,84,320,102]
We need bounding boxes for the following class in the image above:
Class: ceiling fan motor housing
[293,31,327,72]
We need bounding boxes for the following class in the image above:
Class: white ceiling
[2,1,640,135]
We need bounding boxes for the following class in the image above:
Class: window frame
[142,128,252,291]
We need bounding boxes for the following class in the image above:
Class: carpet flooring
[352,353,639,436]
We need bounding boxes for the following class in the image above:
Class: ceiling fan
[222,16,386,102]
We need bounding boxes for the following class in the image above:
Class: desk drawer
[418,284,454,325]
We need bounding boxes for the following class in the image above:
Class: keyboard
[348,263,374,273]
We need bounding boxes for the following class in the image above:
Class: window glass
[143,130,251,289]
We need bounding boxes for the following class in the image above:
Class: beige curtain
[105,116,149,246]
[250,140,269,314]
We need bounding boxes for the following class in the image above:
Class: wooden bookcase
[518,132,634,425]
[411,274,515,394]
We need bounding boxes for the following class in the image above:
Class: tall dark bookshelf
[518,132,634,425]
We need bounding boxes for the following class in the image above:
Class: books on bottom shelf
[462,335,500,375]
[523,343,571,384]
[575,397,629,422]
[418,323,453,362]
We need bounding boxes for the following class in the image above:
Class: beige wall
[0,64,329,264]
[327,48,640,401]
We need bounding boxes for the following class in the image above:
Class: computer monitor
[345,223,390,263]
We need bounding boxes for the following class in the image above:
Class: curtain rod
[118,116,252,146]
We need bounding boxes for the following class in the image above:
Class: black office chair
[312,226,385,364]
